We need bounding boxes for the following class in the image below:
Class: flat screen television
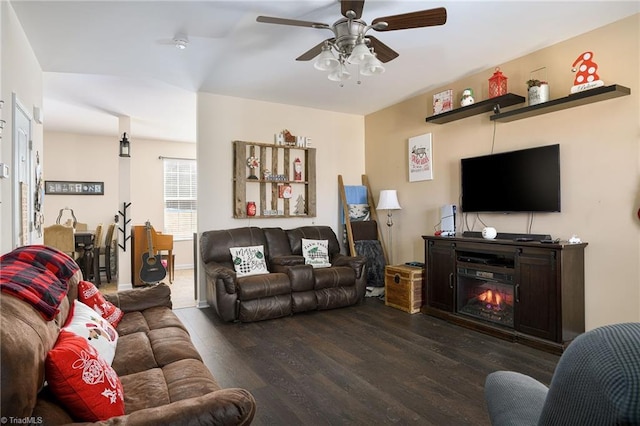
[460,144,561,213]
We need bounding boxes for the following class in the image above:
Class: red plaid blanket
[1,245,79,320]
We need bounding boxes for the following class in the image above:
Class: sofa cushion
[200,227,267,269]
[314,266,356,290]
[112,331,158,376]
[112,306,197,376]
[302,238,331,268]
[78,280,123,327]
[119,359,222,413]
[237,272,290,300]
[230,245,269,277]
[45,330,125,421]
[0,294,68,418]
[263,227,291,258]
[239,294,292,322]
[287,226,341,258]
[63,300,118,365]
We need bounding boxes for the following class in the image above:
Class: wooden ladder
[338,174,389,264]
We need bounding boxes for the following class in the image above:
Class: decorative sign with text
[408,133,433,182]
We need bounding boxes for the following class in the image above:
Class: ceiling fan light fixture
[347,40,373,65]
[313,47,339,71]
[361,54,385,76]
[328,63,351,82]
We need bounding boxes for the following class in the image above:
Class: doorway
[12,95,34,247]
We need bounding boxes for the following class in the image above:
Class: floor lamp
[376,190,402,265]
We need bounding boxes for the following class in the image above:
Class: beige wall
[1,1,44,253]
[43,132,196,268]
[364,15,640,328]
[196,93,365,234]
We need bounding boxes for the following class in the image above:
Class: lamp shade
[314,48,339,71]
[377,190,401,210]
[328,63,351,82]
[360,54,385,76]
[348,41,373,65]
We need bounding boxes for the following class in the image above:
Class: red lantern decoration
[488,67,508,98]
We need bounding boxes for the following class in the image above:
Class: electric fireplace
[457,266,514,328]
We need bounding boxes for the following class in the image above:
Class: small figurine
[570,51,604,93]
[461,88,475,107]
[293,158,303,181]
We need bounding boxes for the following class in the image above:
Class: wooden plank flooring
[175,298,559,425]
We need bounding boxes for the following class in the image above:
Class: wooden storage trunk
[385,264,424,314]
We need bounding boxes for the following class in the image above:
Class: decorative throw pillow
[46,330,125,421]
[63,300,118,365]
[229,245,269,277]
[78,280,124,328]
[348,203,371,221]
[302,239,331,268]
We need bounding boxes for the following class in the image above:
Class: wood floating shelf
[490,84,631,123]
[425,93,526,124]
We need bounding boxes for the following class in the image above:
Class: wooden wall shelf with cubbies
[233,140,316,219]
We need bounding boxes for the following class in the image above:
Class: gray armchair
[484,322,640,425]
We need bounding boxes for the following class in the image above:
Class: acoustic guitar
[139,221,167,284]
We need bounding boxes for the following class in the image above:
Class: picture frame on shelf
[408,133,433,182]
[433,90,453,115]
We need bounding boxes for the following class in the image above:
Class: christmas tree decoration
[294,195,306,215]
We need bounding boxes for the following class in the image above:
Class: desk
[74,231,95,281]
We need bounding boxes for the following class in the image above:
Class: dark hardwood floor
[175,298,559,425]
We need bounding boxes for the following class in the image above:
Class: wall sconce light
[119,132,130,157]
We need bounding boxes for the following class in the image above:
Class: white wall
[196,93,365,303]
[1,1,44,254]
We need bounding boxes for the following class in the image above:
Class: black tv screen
[461,144,561,213]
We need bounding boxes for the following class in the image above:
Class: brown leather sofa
[1,251,256,425]
[200,226,367,322]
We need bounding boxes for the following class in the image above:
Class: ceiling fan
[256,0,447,81]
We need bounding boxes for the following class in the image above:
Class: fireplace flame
[478,289,503,309]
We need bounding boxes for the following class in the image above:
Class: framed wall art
[408,133,433,182]
[45,180,104,195]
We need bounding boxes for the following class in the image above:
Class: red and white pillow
[78,280,124,328]
[46,330,125,421]
[63,300,118,365]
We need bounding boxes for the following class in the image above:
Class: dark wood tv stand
[422,235,587,354]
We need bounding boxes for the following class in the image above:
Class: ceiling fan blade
[341,0,365,19]
[296,39,335,61]
[257,15,330,29]
[366,36,399,63]
[372,7,447,31]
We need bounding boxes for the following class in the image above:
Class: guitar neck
[146,223,155,257]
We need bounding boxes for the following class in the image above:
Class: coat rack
[118,202,131,251]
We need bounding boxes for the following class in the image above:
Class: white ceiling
[10,0,639,142]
